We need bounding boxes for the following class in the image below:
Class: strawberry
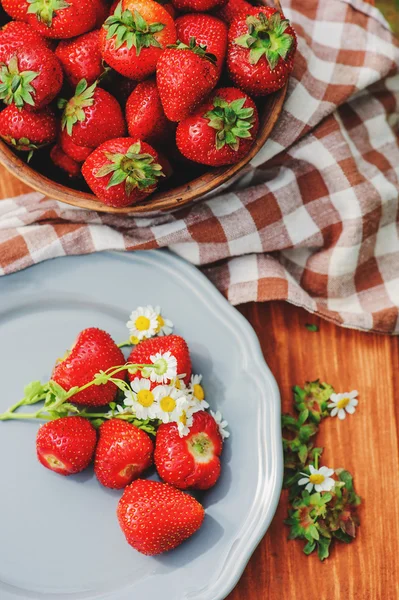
[50,144,81,178]
[100,0,176,80]
[82,138,164,207]
[52,327,125,406]
[56,30,105,87]
[94,0,110,27]
[117,479,205,555]
[25,0,98,39]
[0,105,57,156]
[175,14,228,75]
[176,86,258,166]
[128,335,192,387]
[156,39,219,122]
[59,128,92,163]
[0,46,63,111]
[0,21,51,55]
[125,78,172,146]
[155,411,223,489]
[94,419,154,488]
[227,8,297,96]
[0,0,28,20]
[216,0,252,24]
[170,0,227,12]
[155,0,175,18]
[36,416,97,476]
[58,80,126,149]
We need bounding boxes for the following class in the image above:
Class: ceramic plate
[0,250,282,600]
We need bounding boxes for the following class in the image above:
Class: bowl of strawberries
[0,0,296,214]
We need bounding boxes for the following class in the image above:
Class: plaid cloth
[0,0,398,333]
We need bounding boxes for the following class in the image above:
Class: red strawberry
[175,14,228,75]
[0,46,63,111]
[59,128,92,163]
[50,144,81,178]
[52,327,125,406]
[117,479,205,555]
[170,0,227,12]
[227,8,297,96]
[128,335,192,387]
[94,419,154,488]
[125,78,172,146]
[155,411,223,489]
[100,0,177,81]
[94,0,110,27]
[0,105,57,155]
[1,0,29,20]
[82,137,164,207]
[215,0,252,24]
[176,86,258,166]
[155,0,176,18]
[58,80,126,149]
[0,21,51,55]
[25,0,98,39]
[156,39,219,122]
[56,30,105,87]
[36,416,97,476]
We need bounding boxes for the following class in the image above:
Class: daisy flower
[188,374,209,411]
[328,390,358,420]
[149,351,177,384]
[177,408,194,438]
[298,465,335,493]
[210,410,230,439]
[124,377,159,420]
[153,385,189,424]
[152,305,174,336]
[126,306,158,342]
[171,373,187,391]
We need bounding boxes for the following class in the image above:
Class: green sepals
[27,0,70,27]
[0,55,39,109]
[168,37,217,66]
[59,79,97,136]
[104,1,165,55]
[95,141,165,196]
[293,380,335,424]
[204,95,255,151]
[234,11,294,69]
[23,381,47,404]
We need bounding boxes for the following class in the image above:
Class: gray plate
[0,250,282,600]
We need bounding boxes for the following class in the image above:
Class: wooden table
[2,164,398,599]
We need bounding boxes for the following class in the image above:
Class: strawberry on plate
[52,327,125,406]
[24,0,98,39]
[128,334,192,387]
[59,128,92,163]
[170,0,227,12]
[0,105,57,156]
[82,138,164,207]
[100,0,176,80]
[175,13,228,75]
[155,410,223,489]
[58,79,126,149]
[176,86,259,166]
[94,419,154,488]
[227,7,297,96]
[50,144,81,178]
[36,416,97,476]
[125,78,172,146]
[156,38,219,122]
[117,479,205,555]
[0,46,63,110]
[56,30,105,87]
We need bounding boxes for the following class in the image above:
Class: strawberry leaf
[104,3,165,55]
[204,94,255,151]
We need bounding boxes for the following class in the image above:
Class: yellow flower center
[135,316,150,331]
[179,411,187,425]
[193,384,204,401]
[156,314,165,332]
[129,335,140,345]
[174,378,181,390]
[337,397,350,409]
[160,396,176,413]
[137,389,154,407]
[309,473,325,485]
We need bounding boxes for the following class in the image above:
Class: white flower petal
[319,466,333,477]
[346,404,356,414]
[309,465,316,474]
[330,407,339,417]
[338,409,346,420]
[350,398,358,407]
[305,482,314,493]
[298,477,310,485]
[349,390,358,398]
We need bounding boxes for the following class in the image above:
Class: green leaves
[169,37,217,66]
[305,323,318,332]
[293,379,334,424]
[27,0,70,27]
[204,95,255,152]
[59,79,97,136]
[0,56,39,109]
[104,2,165,55]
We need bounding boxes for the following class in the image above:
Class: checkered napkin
[1,0,399,333]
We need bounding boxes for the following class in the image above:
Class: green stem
[117,340,132,348]
[314,452,319,470]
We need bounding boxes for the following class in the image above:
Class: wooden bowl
[0,1,287,215]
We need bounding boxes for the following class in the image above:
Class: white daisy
[148,351,177,384]
[153,385,189,423]
[126,305,158,342]
[152,305,174,336]
[177,409,194,437]
[171,373,187,391]
[123,377,159,420]
[298,465,335,493]
[328,390,358,420]
[210,410,230,439]
[188,374,209,411]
